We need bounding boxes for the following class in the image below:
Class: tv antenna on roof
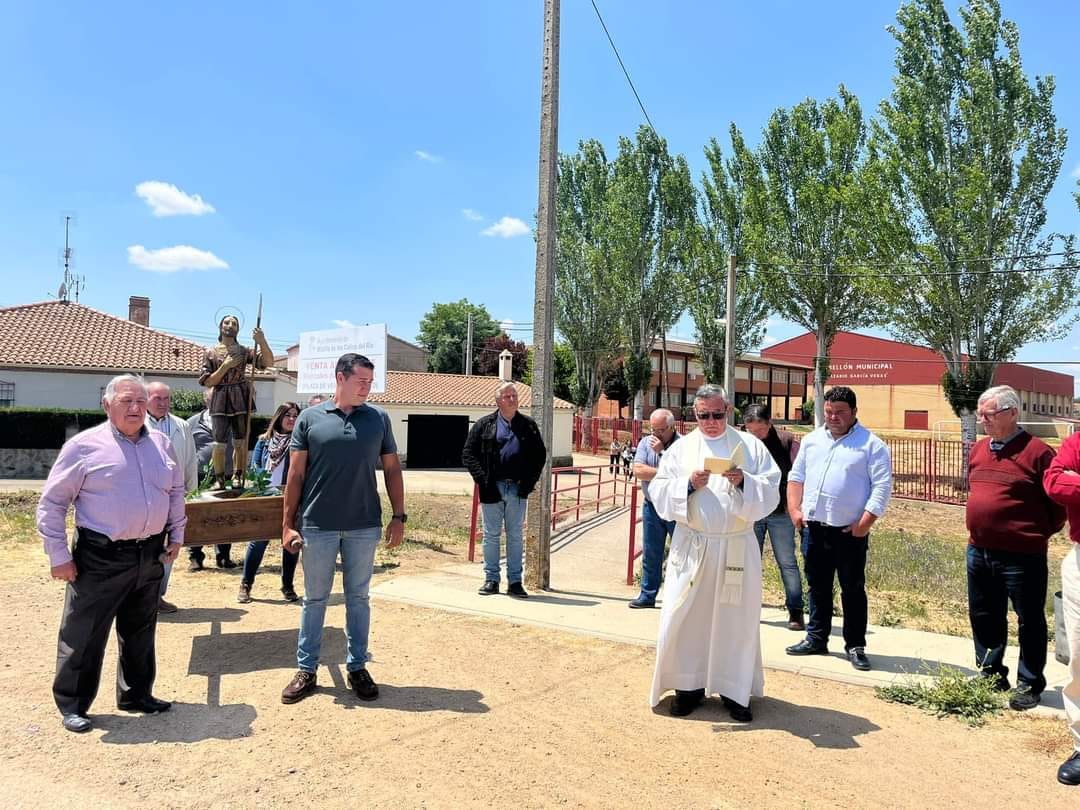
[57,215,85,303]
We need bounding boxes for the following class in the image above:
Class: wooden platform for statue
[183,495,283,546]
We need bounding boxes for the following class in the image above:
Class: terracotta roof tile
[370,371,574,410]
[0,300,211,373]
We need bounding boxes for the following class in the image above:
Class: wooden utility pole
[525,0,559,591]
[723,254,737,398]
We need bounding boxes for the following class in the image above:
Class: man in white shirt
[146,382,197,613]
[648,384,781,721]
[785,386,892,671]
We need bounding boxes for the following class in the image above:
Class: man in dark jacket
[462,381,547,598]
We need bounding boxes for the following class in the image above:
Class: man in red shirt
[965,385,1065,713]
[1044,430,1080,786]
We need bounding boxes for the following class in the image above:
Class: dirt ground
[4,512,1078,809]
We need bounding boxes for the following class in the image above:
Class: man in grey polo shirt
[280,353,406,705]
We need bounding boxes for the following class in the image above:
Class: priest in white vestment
[648,384,781,720]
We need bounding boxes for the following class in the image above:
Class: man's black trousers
[53,528,166,716]
[802,521,869,651]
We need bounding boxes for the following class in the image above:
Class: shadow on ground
[95,701,257,744]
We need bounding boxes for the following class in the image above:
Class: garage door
[406,415,470,469]
[904,410,929,430]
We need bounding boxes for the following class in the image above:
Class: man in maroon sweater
[966,385,1065,712]
[1043,431,1080,786]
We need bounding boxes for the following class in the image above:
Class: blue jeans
[296,526,381,674]
[639,499,675,601]
[481,481,526,584]
[242,540,299,589]
[754,512,804,612]
[966,546,1048,692]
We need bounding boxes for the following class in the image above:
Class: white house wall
[1,368,292,416]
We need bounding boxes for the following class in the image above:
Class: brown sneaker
[347,668,379,701]
[281,670,317,704]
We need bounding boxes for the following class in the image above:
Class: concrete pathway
[373,502,1070,718]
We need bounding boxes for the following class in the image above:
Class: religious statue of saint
[199,314,274,489]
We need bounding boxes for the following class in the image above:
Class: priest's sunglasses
[694,410,727,421]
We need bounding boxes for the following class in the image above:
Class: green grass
[876,664,1007,726]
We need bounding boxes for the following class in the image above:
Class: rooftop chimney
[128,296,150,327]
[498,349,514,382]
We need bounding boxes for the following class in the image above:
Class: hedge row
[0,408,270,449]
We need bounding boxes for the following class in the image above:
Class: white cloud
[1072,163,1080,179]
[332,319,357,328]
[135,180,215,217]
[481,216,531,239]
[415,150,443,163]
[127,244,228,273]
[462,208,484,221]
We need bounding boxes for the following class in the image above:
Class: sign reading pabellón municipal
[297,324,387,394]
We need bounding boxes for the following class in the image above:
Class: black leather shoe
[787,610,805,631]
[1058,751,1080,786]
[847,647,871,671]
[628,595,656,609]
[721,696,752,722]
[216,557,237,569]
[187,557,204,572]
[478,580,499,595]
[507,582,529,599]
[1008,683,1041,711]
[786,639,828,656]
[281,586,299,602]
[118,695,171,714]
[670,688,706,717]
[348,668,379,701]
[980,673,1011,692]
[62,713,92,733]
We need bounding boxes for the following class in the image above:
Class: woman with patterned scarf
[238,401,301,604]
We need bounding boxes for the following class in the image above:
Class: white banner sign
[296,324,387,394]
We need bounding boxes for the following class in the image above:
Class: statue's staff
[242,293,263,487]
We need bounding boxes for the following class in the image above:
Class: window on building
[688,360,703,378]
[666,357,685,374]
[650,355,659,371]
[752,367,769,382]
[772,368,788,384]
[0,380,12,407]
[789,370,804,387]
[1022,400,1027,412]
[735,365,749,380]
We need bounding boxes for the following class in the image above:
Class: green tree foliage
[871,0,1077,440]
[169,388,206,413]
[741,87,886,425]
[554,141,624,412]
[475,334,528,379]
[416,299,501,374]
[522,342,576,403]
[688,127,770,384]
[602,364,632,417]
[607,126,697,418]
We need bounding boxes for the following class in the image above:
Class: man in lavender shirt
[37,374,187,733]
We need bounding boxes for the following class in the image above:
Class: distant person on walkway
[145,381,197,614]
[186,390,235,570]
[648,384,780,721]
[307,394,326,407]
[238,401,301,604]
[966,385,1064,711]
[37,374,186,733]
[1043,429,1080,786]
[622,443,634,478]
[609,438,622,476]
[462,381,547,598]
[742,404,804,631]
[627,409,679,609]
[280,354,405,705]
[785,386,892,672]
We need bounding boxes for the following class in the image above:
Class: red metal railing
[467,462,637,562]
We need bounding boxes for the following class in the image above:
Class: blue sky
[1,1,1078,382]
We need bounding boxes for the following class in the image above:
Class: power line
[589,0,655,132]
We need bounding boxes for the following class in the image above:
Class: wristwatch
[391,513,408,524]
